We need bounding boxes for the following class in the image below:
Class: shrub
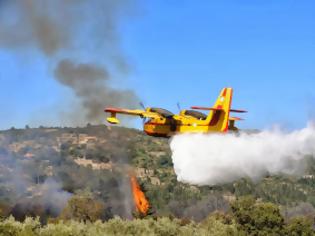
[231,196,284,235]
[58,195,105,222]
[284,216,315,236]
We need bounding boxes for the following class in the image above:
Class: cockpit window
[150,108,174,117]
[184,110,207,120]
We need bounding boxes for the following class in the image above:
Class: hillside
[0,125,315,224]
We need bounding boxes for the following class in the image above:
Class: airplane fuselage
[143,112,230,137]
[105,88,246,137]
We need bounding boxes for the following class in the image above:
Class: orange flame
[129,174,150,216]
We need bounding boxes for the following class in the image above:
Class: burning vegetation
[0,125,314,234]
[129,173,150,217]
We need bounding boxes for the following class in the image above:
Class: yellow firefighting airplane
[105,88,246,137]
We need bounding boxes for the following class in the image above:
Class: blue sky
[0,1,314,130]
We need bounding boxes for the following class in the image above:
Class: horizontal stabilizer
[191,106,223,111]
[191,106,247,113]
[229,117,244,121]
[230,109,247,113]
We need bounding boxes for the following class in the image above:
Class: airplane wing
[105,107,161,124]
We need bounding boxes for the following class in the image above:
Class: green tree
[231,196,284,235]
[58,194,105,222]
[0,203,11,219]
[284,217,315,236]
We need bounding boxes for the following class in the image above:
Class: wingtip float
[105,87,247,137]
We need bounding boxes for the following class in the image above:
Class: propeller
[139,102,146,110]
[177,102,182,112]
[139,102,147,125]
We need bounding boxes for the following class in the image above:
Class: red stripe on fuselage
[223,89,233,132]
[145,122,210,127]
[222,88,227,97]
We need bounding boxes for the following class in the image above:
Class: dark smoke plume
[0,0,73,55]
[55,59,139,122]
[0,0,140,219]
[0,0,139,124]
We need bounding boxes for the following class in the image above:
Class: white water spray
[170,123,315,186]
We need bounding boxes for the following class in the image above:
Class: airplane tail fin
[191,88,233,132]
[208,87,233,131]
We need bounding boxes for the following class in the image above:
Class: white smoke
[170,123,315,186]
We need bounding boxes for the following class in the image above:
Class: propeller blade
[139,102,146,110]
[139,102,147,125]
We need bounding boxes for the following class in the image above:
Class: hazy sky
[0,1,314,130]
